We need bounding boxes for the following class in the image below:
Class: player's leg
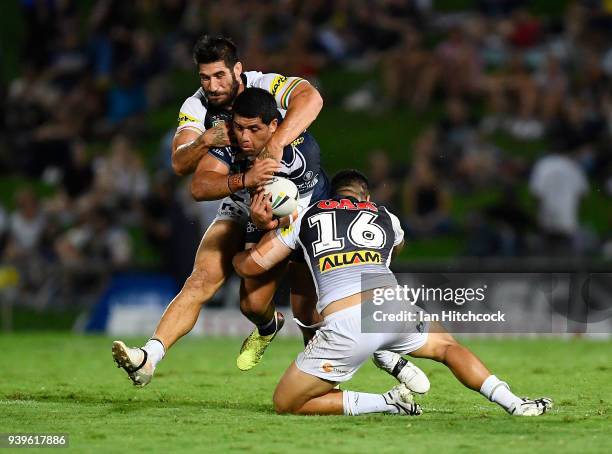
[154,220,243,347]
[273,362,419,416]
[236,260,288,370]
[407,322,552,416]
[272,362,341,414]
[113,220,244,385]
[273,306,422,416]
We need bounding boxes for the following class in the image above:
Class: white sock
[342,390,399,416]
[143,338,166,368]
[479,375,522,412]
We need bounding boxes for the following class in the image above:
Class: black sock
[257,316,277,336]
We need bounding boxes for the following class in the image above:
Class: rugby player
[233,170,553,416]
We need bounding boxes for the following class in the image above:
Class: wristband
[228,173,245,193]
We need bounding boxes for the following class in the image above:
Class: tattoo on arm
[258,147,282,163]
[258,148,274,160]
[213,126,225,144]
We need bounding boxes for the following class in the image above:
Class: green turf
[0,334,610,453]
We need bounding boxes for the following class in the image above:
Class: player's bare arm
[171,121,231,176]
[260,82,323,161]
[191,154,281,201]
[233,231,291,278]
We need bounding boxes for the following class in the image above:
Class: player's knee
[272,391,296,415]
[428,334,459,363]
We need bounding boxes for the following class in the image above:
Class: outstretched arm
[233,231,292,278]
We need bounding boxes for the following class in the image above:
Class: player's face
[198,61,242,108]
[233,115,278,155]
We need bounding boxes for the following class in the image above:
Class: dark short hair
[193,35,238,68]
[233,88,279,124]
[331,169,370,193]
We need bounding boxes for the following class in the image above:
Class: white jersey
[277,197,405,314]
[176,71,307,134]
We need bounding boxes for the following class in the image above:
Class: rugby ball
[264,176,299,217]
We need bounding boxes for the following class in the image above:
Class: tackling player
[233,170,553,416]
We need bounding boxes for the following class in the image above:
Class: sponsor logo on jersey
[280,225,293,237]
[317,199,378,212]
[178,112,198,126]
[296,176,318,191]
[270,75,288,96]
[319,250,381,273]
[290,136,305,147]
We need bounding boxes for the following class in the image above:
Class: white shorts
[214,190,251,225]
[295,304,428,383]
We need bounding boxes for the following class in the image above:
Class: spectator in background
[55,202,131,270]
[437,97,477,174]
[484,186,533,256]
[366,149,400,212]
[535,55,568,123]
[435,25,483,99]
[61,140,95,201]
[529,149,589,254]
[3,188,47,261]
[140,171,200,284]
[106,67,147,129]
[94,134,149,214]
[402,160,452,238]
[3,188,52,297]
[382,27,438,110]
[54,203,132,304]
[548,97,606,158]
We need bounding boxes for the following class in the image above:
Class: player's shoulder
[182,87,207,107]
[376,204,400,220]
[285,129,319,155]
[243,70,264,87]
[244,70,291,95]
[178,87,208,126]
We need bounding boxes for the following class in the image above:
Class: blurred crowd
[358,0,612,257]
[1,0,612,308]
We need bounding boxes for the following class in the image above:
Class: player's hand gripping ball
[264,176,298,217]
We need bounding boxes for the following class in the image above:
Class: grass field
[0,334,610,453]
